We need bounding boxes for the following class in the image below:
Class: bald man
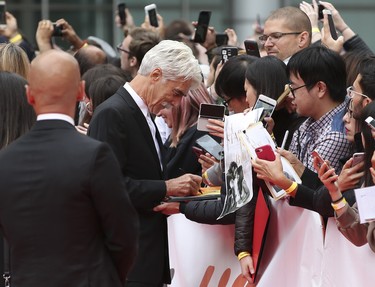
[0,50,139,287]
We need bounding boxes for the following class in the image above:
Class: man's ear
[25,85,35,105]
[150,68,162,82]
[316,81,328,99]
[129,56,138,68]
[298,31,310,48]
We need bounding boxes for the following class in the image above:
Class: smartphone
[323,9,338,40]
[192,146,204,158]
[352,152,365,167]
[195,134,224,161]
[144,3,158,27]
[312,3,325,20]
[244,40,260,58]
[221,47,238,63]
[255,144,276,161]
[0,1,6,29]
[197,103,225,132]
[365,116,375,130]
[253,94,277,125]
[216,33,228,46]
[118,3,127,26]
[52,23,63,37]
[311,150,325,168]
[193,11,211,43]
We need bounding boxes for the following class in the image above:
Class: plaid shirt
[289,100,353,173]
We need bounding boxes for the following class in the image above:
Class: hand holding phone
[255,145,276,161]
[118,3,127,26]
[193,11,211,43]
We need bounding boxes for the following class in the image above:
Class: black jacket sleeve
[234,174,263,255]
[289,184,357,218]
[343,34,374,55]
[180,183,235,225]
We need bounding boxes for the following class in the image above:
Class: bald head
[27,50,84,117]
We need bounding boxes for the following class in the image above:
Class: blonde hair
[0,43,30,78]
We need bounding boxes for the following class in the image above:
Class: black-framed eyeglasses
[116,44,131,54]
[259,32,302,44]
[288,83,307,98]
[223,98,233,108]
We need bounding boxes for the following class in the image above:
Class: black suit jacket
[0,120,138,287]
[88,86,171,286]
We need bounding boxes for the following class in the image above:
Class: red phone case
[255,145,276,161]
[192,146,204,158]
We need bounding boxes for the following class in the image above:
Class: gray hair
[138,40,202,89]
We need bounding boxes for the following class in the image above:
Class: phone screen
[193,11,211,43]
[0,1,6,27]
[195,135,223,160]
[199,104,225,119]
[197,103,225,132]
[253,97,276,122]
[148,8,158,27]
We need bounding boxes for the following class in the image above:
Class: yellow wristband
[331,197,347,211]
[285,182,298,194]
[238,251,250,261]
[312,27,320,33]
[10,34,22,43]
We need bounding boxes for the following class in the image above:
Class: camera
[52,23,63,37]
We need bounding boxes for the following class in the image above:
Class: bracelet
[10,34,22,43]
[340,26,349,33]
[331,197,347,211]
[284,181,298,194]
[237,251,250,261]
[312,27,320,33]
[331,195,344,204]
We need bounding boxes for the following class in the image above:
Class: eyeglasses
[223,98,233,108]
[116,44,131,54]
[346,99,354,118]
[288,83,307,98]
[346,86,369,100]
[259,32,302,44]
